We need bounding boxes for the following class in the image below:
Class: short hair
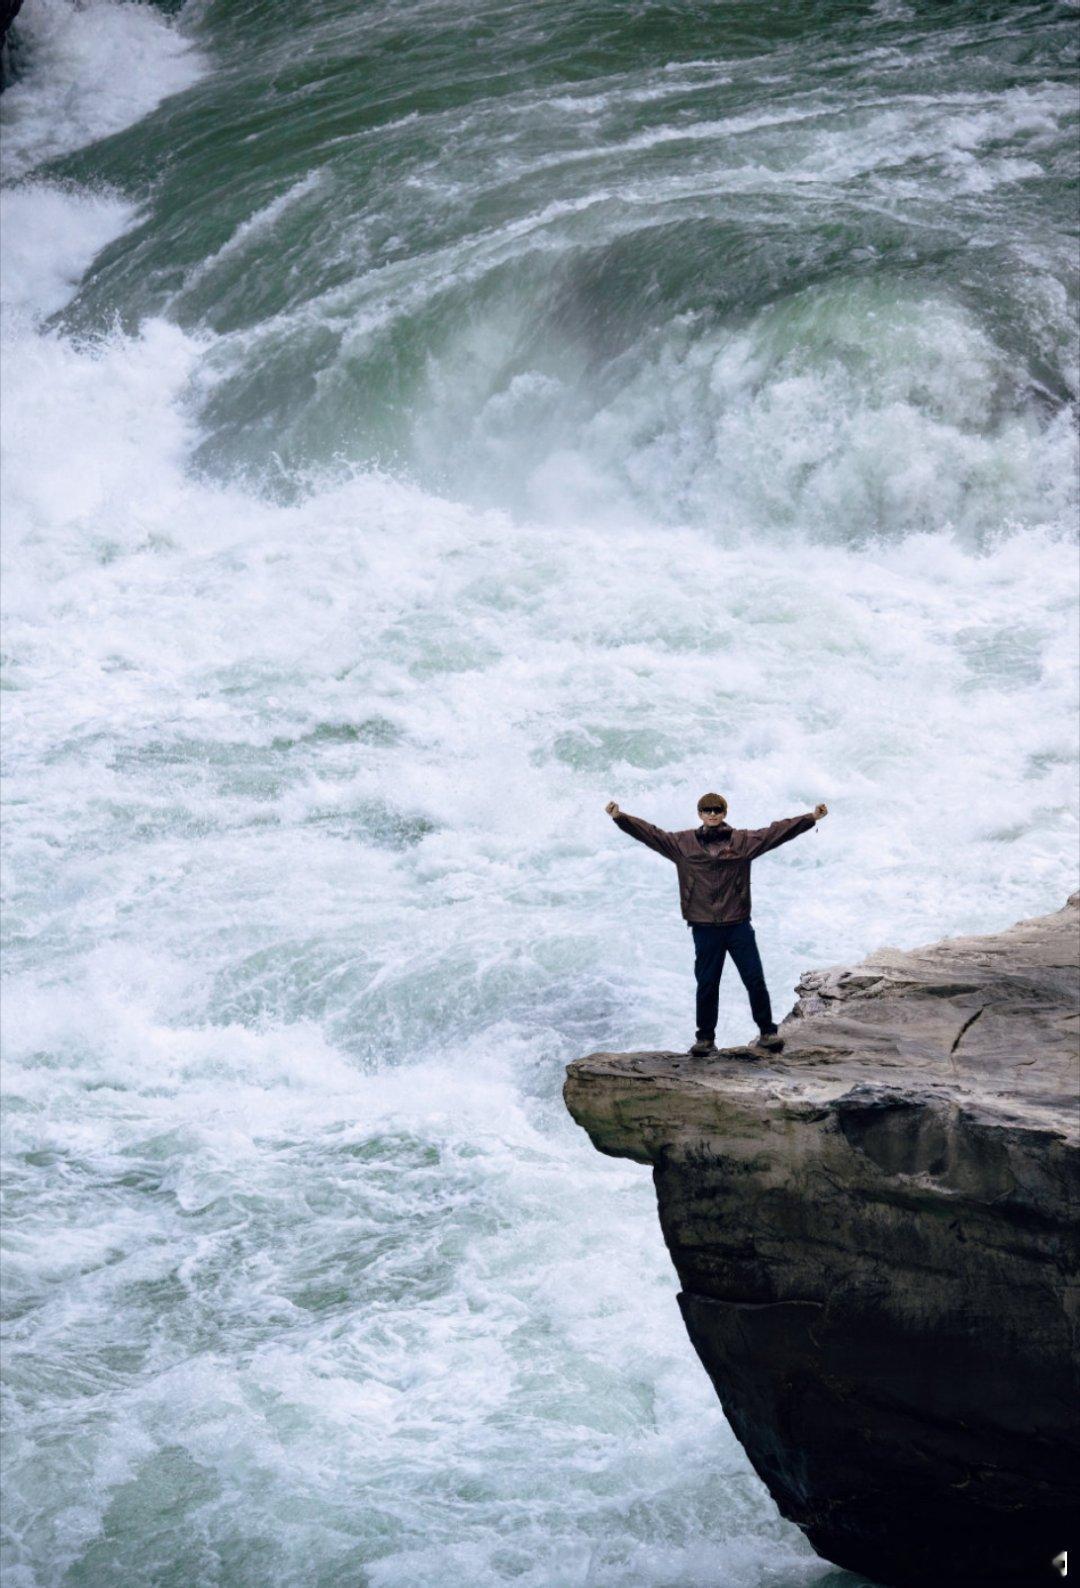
[697,792,728,813]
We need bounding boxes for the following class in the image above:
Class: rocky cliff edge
[564,895,1079,1587]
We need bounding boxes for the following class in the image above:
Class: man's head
[697,792,728,828]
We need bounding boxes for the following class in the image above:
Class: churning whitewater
[1,2,1077,1584]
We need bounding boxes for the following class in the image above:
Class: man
[605,792,828,1057]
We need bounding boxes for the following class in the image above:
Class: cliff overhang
[564,895,1080,1587]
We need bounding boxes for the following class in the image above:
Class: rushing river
[1,2,1077,1584]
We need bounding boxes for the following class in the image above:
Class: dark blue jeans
[690,919,776,1040]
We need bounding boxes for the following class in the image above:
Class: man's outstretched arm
[742,802,829,859]
[605,801,681,863]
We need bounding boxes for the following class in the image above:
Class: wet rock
[1,0,23,81]
[564,895,1080,1587]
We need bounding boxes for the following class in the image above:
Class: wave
[28,0,1072,538]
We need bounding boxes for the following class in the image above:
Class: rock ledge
[564,896,1079,1587]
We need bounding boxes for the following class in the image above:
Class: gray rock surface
[564,895,1080,1587]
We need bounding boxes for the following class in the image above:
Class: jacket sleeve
[612,811,681,863]
[740,812,816,860]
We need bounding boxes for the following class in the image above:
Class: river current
[1,3,1077,1584]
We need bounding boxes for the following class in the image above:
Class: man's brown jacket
[613,810,816,924]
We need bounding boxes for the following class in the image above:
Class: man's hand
[813,802,829,820]
[605,801,620,818]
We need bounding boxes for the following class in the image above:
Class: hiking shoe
[753,1030,784,1054]
[689,1039,719,1058]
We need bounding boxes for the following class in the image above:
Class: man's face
[699,806,726,827]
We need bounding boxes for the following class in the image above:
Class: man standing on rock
[605,793,828,1057]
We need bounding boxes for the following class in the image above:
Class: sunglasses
[699,807,726,815]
